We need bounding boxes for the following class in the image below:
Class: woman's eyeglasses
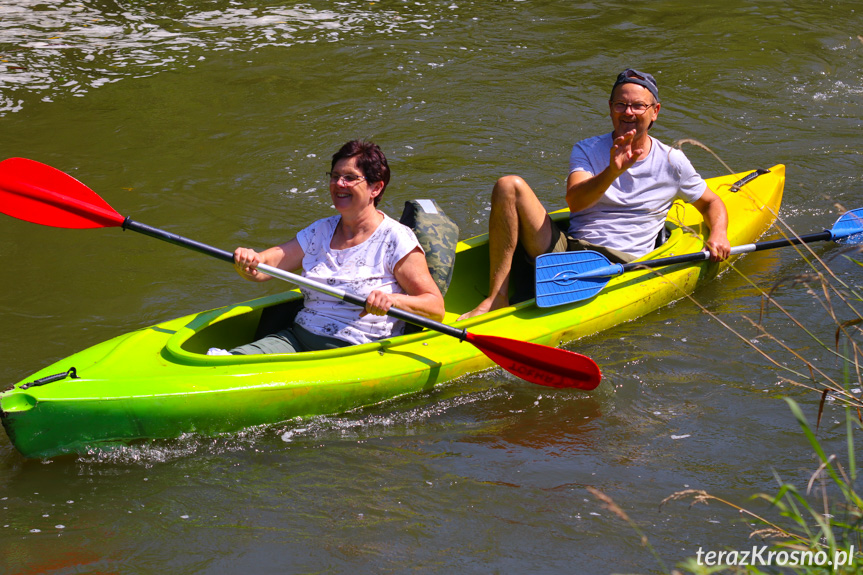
[326,172,367,186]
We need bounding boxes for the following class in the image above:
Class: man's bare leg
[458,175,554,320]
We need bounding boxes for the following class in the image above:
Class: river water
[2,1,863,573]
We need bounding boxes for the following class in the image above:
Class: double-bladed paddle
[0,157,601,390]
[535,208,863,308]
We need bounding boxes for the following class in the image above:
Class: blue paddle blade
[831,208,863,245]
[535,251,616,307]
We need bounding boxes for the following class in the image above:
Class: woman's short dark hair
[331,139,390,206]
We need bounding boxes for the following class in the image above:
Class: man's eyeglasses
[611,101,655,115]
[326,172,366,186]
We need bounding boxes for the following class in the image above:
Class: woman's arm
[233,238,305,282]
[363,247,446,322]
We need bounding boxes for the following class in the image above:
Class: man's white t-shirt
[293,213,421,345]
[568,133,707,258]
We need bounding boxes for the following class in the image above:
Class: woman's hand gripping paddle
[0,157,601,390]
[535,208,863,308]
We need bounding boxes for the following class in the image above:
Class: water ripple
[0,0,436,115]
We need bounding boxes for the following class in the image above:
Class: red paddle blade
[0,157,125,229]
[467,332,601,390]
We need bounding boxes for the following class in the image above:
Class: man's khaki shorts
[546,225,638,265]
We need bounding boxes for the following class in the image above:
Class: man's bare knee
[492,175,535,204]
[492,175,524,202]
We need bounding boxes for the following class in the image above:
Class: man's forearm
[565,166,619,212]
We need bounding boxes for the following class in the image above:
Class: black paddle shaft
[122,217,236,263]
[621,230,833,272]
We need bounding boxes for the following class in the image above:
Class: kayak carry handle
[20,367,79,390]
[730,168,770,192]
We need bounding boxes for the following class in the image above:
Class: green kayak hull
[1,166,785,458]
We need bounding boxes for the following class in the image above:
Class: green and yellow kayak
[1,166,785,458]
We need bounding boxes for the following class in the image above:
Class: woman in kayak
[212,139,445,355]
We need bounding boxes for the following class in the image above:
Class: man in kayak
[459,68,731,320]
[210,139,445,355]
